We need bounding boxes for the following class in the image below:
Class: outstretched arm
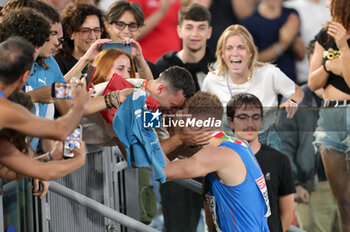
[0,82,89,141]
[0,140,86,181]
[64,39,111,82]
[163,146,229,181]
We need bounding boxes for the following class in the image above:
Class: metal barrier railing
[0,150,305,232]
[49,181,159,232]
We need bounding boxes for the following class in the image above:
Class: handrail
[49,181,160,232]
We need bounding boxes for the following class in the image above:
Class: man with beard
[154,4,215,231]
[226,93,295,232]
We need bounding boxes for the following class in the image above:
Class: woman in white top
[203,24,303,143]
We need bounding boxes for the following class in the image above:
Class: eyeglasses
[233,114,263,121]
[79,27,102,37]
[112,21,140,32]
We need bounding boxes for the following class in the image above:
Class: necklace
[225,73,252,97]
[30,62,37,76]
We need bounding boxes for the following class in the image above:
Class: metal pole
[49,181,159,232]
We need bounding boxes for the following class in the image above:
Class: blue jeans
[314,107,350,153]
[258,124,282,152]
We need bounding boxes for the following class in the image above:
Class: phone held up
[51,82,72,99]
[64,125,82,158]
[83,64,96,91]
[101,42,132,54]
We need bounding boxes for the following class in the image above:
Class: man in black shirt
[226,93,295,232]
[155,3,215,91]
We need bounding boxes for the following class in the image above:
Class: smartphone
[83,64,96,90]
[51,82,72,99]
[64,125,82,158]
[101,42,132,54]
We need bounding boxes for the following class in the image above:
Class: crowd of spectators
[0,0,349,232]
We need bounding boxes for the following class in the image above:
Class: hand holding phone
[64,125,82,158]
[82,64,96,90]
[51,82,72,99]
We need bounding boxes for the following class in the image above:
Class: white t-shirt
[202,64,296,109]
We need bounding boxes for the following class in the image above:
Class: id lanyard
[225,73,234,97]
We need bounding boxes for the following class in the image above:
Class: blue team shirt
[113,89,167,183]
[25,56,65,150]
[206,141,270,232]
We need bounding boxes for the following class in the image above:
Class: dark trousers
[160,180,203,232]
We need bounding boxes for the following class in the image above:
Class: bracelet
[322,59,331,74]
[273,43,283,57]
[45,152,52,161]
[288,99,298,104]
[104,93,112,109]
[116,90,121,103]
[109,90,121,109]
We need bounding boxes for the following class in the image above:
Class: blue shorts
[314,107,350,153]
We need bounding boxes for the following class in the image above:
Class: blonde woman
[202,24,303,146]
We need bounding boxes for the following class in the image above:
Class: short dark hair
[158,66,196,99]
[184,91,223,129]
[0,8,51,47]
[1,0,60,24]
[58,2,106,58]
[178,3,211,25]
[0,37,34,84]
[226,93,263,119]
[106,0,144,26]
[26,0,60,24]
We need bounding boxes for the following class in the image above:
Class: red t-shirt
[129,0,182,63]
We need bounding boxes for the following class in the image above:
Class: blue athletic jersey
[206,141,270,232]
[25,56,65,150]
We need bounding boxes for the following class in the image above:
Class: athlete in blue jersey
[163,91,270,232]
